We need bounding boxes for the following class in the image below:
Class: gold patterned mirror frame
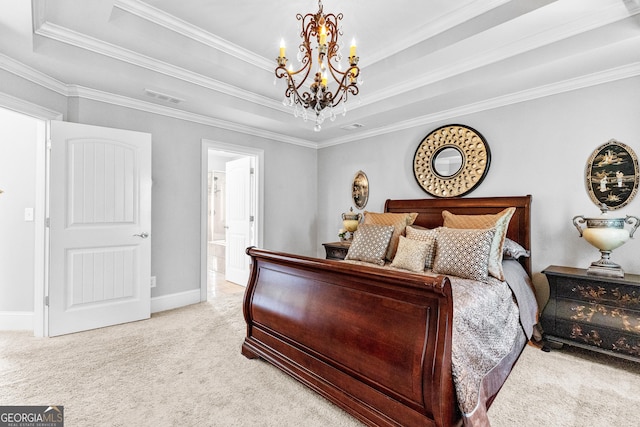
[413,124,491,198]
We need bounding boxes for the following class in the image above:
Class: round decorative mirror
[352,170,369,209]
[432,146,463,177]
[585,139,639,210]
[413,124,491,198]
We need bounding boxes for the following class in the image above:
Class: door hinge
[250,167,255,175]
[44,296,49,306]
[45,218,50,228]
[249,215,255,222]
[46,140,52,150]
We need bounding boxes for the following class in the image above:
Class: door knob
[133,232,149,238]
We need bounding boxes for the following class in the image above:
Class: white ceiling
[1,0,640,148]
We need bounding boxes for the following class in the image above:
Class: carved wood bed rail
[242,196,532,427]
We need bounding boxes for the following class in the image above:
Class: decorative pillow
[390,235,430,273]
[345,224,394,266]
[442,207,515,281]
[503,237,530,259]
[363,212,418,261]
[405,225,438,269]
[432,227,495,282]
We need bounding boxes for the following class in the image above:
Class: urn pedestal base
[587,250,624,278]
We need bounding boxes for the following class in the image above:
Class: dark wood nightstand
[322,241,351,260]
[541,265,640,362]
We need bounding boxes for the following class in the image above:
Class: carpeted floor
[1,293,639,426]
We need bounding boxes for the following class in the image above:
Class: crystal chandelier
[276,0,361,131]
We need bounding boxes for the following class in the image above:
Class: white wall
[0,108,41,312]
[317,76,640,307]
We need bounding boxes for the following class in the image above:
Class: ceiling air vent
[144,89,184,104]
[340,123,365,131]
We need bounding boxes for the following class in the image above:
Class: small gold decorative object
[352,170,369,209]
[573,204,640,278]
[340,207,361,241]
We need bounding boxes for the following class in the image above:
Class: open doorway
[200,140,263,301]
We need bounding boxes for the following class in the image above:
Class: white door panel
[48,121,151,336]
[225,157,252,286]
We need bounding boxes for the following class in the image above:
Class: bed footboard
[242,247,459,427]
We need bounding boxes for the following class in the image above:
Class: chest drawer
[551,275,640,311]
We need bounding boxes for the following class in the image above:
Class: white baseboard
[0,291,201,332]
[151,289,201,314]
[0,311,33,331]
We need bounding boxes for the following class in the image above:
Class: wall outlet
[150,276,156,288]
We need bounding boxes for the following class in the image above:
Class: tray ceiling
[1,0,639,147]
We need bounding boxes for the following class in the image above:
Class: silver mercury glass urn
[573,204,640,278]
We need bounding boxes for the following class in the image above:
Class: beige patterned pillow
[345,224,394,266]
[363,212,418,261]
[442,208,515,281]
[405,225,437,269]
[390,235,430,273]
[432,227,494,282]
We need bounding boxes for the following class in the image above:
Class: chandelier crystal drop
[276,0,360,132]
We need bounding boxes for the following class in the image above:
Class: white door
[224,157,253,286]
[48,121,152,337]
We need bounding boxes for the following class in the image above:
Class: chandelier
[276,0,361,131]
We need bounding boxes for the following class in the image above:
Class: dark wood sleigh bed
[242,196,533,427]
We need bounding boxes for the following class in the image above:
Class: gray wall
[317,76,640,307]
[2,71,639,317]
[1,75,317,313]
[68,98,318,298]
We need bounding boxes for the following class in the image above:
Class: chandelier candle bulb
[350,38,357,57]
[319,25,327,45]
[279,39,286,58]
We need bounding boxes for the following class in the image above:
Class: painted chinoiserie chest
[541,265,640,362]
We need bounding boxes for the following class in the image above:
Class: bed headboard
[384,195,532,275]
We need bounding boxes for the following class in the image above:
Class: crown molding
[34,21,289,115]
[0,53,67,95]
[0,90,63,120]
[0,53,315,147]
[113,0,273,72]
[4,52,639,151]
[67,85,317,148]
[366,0,511,66]
[318,62,640,148]
[358,0,635,111]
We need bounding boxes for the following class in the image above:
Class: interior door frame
[0,93,63,337]
[200,139,263,301]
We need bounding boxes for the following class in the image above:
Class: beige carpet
[1,293,639,427]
